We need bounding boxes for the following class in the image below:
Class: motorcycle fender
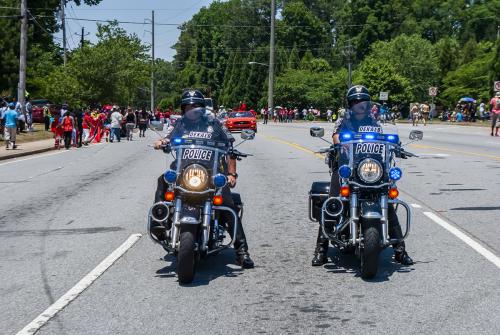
[178,206,201,225]
[360,201,382,220]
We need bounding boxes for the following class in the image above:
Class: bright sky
[55,0,215,60]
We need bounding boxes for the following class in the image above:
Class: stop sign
[494,81,500,92]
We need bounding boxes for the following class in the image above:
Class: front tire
[360,222,381,279]
[177,226,197,284]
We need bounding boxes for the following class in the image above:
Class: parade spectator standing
[125,107,136,141]
[75,109,84,147]
[138,108,149,137]
[82,109,92,145]
[109,106,123,143]
[61,111,75,150]
[490,92,500,136]
[16,99,25,134]
[411,104,420,126]
[379,103,388,124]
[478,101,486,121]
[326,109,333,122]
[25,98,33,132]
[0,100,6,140]
[43,104,51,131]
[421,102,430,126]
[4,103,18,150]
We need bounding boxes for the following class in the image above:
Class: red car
[31,99,60,123]
[225,111,257,132]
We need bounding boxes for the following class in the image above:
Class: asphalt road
[1,122,499,335]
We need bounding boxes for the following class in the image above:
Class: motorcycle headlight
[182,164,209,191]
[357,158,383,183]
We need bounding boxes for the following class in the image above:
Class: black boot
[388,209,414,265]
[236,250,254,269]
[312,228,328,266]
[233,228,254,269]
[394,250,414,265]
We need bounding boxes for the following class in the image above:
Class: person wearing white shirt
[110,106,123,143]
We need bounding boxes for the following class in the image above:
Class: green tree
[441,41,495,106]
[366,34,440,101]
[0,0,103,96]
[41,22,150,107]
[353,58,411,103]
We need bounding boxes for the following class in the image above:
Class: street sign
[429,87,438,97]
[494,81,500,92]
[379,92,389,101]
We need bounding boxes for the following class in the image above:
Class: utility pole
[151,10,155,113]
[18,0,28,116]
[343,40,353,88]
[61,0,66,65]
[268,0,276,115]
[80,27,84,50]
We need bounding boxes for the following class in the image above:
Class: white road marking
[0,150,68,167]
[423,212,500,269]
[411,204,422,208]
[0,142,107,167]
[16,233,142,335]
[418,153,450,157]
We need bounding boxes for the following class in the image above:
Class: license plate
[355,143,385,157]
[182,148,213,161]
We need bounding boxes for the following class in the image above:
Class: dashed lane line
[16,233,142,335]
[262,133,500,270]
[423,212,500,269]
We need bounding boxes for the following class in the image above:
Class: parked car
[225,111,257,132]
[31,99,60,123]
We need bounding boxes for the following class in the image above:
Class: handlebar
[230,148,252,159]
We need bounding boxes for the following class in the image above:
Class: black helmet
[181,89,205,112]
[346,85,370,107]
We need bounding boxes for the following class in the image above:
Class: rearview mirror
[240,129,255,140]
[149,121,164,132]
[310,127,325,138]
[409,130,423,141]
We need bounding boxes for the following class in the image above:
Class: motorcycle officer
[312,85,414,266]
[153,90,254,269]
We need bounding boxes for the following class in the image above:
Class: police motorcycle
[147,120,255,284]
[308,126,423,279]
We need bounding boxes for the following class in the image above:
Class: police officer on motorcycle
[311,85,413,266]
[154,90,254,269]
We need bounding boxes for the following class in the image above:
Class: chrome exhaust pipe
[151,202,170,222]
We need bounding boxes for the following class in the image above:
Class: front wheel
[360,222,381,279]
[177,226,197,284]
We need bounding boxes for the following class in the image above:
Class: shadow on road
[323,248,415,282]
[155,249,244,286]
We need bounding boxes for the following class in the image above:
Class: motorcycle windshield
[338,130,400,180]
[171,138,229,173]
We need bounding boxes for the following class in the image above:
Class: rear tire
[360,222,381,279]
[177,226,197,284]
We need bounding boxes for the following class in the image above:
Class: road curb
[0,146,55,161]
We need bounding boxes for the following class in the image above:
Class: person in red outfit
[82,109,93,145]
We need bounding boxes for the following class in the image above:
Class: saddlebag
[309,182,330,222]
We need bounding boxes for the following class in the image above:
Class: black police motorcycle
[308,127,423,278]
[147,122,255,284]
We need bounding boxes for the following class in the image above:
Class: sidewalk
[0,139,55,161]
